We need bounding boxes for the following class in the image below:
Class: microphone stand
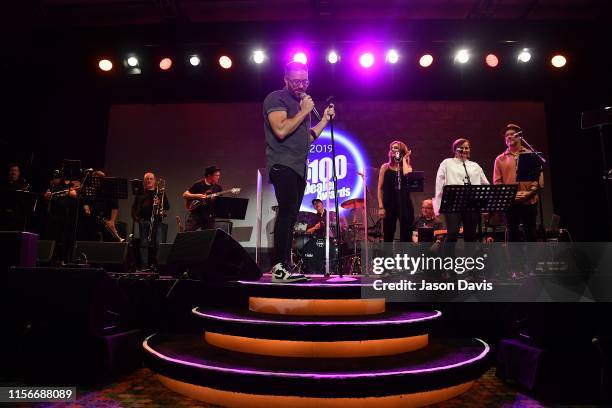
[324,100,355,282]
[519,136,547,240]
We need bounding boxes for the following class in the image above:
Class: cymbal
[341,198,365,209]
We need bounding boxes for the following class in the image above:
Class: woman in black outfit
[377,140,415,242]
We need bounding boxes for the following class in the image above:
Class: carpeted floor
[35,367,551,408]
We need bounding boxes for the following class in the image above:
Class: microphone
[299,93,321,121]
[511,130,524,137]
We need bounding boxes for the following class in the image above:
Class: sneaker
[271,263,309,283]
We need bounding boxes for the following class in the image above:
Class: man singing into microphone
[493,124,543,241]
[263,61,335,283]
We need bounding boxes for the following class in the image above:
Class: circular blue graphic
[301,128,368,211]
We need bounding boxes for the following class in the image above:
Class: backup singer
[132,172,170,268]
[377,141,415,242]
[493,124,544,242]
[182,166,222,231]
[434,138,489,242]
[263,61,335,283]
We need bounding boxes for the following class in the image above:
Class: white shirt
[433,157,490,215]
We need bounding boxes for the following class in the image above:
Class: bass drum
[301,238,338,273]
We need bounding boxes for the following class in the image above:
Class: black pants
[444,212,479,242]
[507,203,538,242]
[270,164,306,266]
[185,212,215,231]
[383,202,415,242]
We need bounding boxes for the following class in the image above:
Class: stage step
[193,307,442,341]
[144,333,490,405]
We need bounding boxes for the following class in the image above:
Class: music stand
[517,152,546,239]
[406,171,425,192]
[212,197,249,235]
[440,185,518,214]
[213,197,248,220]
[82,176,129,201]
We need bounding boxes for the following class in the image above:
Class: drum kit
[289,198,382,275]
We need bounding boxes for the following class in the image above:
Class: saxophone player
[131,172,170,269]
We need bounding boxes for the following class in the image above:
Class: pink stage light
[159,58,172,70]
[293,52,308,64]
[98,59,113,72]
[419,54,433,68]
[485,54,499,68]
[219,55,232,69]
[359,52,375,68]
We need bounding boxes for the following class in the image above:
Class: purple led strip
[192,307,442,326]
[237,279,368,287]
[143,336,490,379]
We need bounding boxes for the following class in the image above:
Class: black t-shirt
[413,216,443,231]
[188,181,222,216]
[132,189,171,220]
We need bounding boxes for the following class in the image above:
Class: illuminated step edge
[205,331,429,358]
[158,374,474,408]
[248,297,386,315]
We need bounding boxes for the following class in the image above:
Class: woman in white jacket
[433,138,489,242]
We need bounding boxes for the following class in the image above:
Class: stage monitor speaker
[168,229,261,281]
[75,241,129,271]
[0,231,38,272]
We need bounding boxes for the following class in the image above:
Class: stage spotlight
[455,49,470,64]
[419,54,433,68]
[485,54,499,68]
[127,56,139,67]
[98,59,113,72]
[159,58,172,70]
[551,55,567,68]
[293,52,308,64]
[327,51,339,64]
[359,52,375,68]
[189,55,201,66]
[219,55,232,69]
[518,49,532,63]
[385,49,399,64]
[252,50,266,64]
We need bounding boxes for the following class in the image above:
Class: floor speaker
[167,229,261,281]
[75,241,129,271]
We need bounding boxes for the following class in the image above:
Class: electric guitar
[184,187,241,211]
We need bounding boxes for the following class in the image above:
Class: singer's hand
[324,104,335,121]
[378,208,386,218]
[299,95,315,114]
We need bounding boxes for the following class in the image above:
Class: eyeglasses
[287,79,310,87]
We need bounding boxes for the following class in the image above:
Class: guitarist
[182,166,222,231]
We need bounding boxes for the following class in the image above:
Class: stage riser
[158,375,475,408]
[204,332,429,358]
